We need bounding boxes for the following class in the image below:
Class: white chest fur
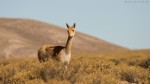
[60,52,71,63]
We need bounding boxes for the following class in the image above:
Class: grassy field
[0,50,150,84]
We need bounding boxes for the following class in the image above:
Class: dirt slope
[0,18,127,58]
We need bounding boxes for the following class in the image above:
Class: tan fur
[38,23,76,63]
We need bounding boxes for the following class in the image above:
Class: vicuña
[38,23,76,64]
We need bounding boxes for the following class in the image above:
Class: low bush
[0,50,150,84]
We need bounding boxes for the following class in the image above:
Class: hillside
[0,18,127,58]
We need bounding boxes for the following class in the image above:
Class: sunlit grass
[0,50,150,84]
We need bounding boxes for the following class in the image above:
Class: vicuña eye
[72,30,74,32]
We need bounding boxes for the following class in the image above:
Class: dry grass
[0,50,150,84]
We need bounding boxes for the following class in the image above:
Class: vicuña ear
[73,23,76,28]
[66,23,70,28]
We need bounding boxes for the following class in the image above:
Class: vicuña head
[38,23,76,64]
[66,23,76,37]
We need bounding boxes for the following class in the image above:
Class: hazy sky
[0,0,150,49]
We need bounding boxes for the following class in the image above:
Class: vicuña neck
[65,36,73,54]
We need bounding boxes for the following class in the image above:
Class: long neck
[65,36,73,54]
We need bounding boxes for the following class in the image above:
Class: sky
[0,0,150,49]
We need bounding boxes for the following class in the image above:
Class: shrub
[0,50,150,84]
